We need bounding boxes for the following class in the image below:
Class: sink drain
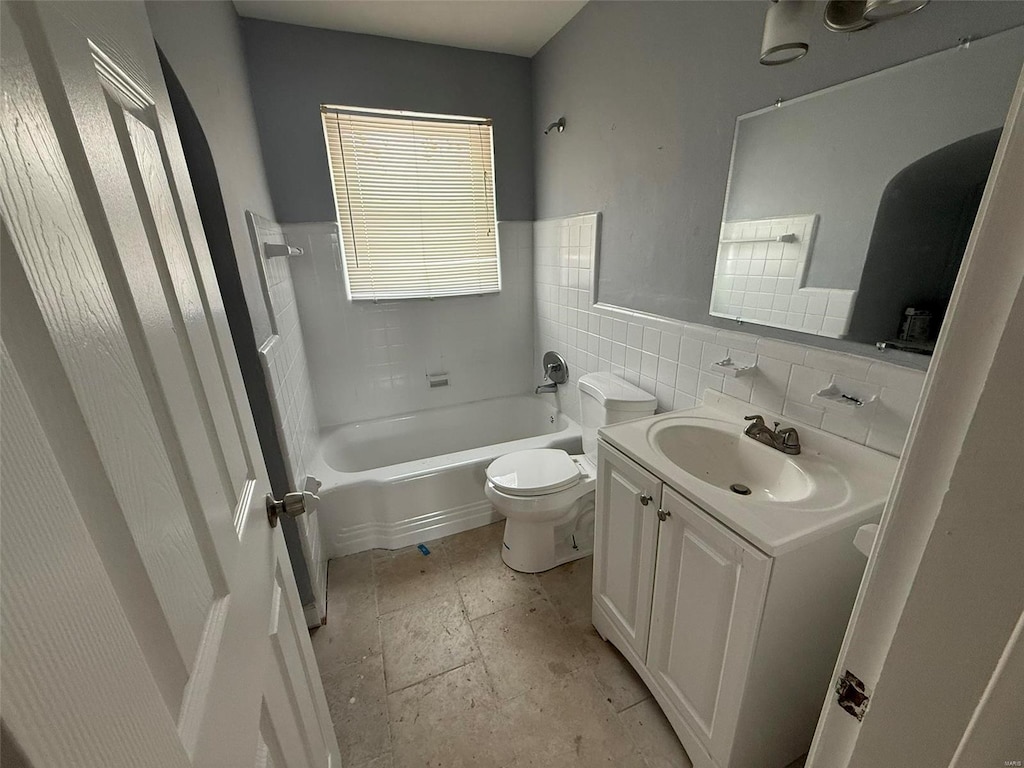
[730,483,752,496]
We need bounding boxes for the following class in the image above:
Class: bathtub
[311,395,582,557]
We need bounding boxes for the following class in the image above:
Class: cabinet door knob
[639,492,653,506]
[657,508,670,522]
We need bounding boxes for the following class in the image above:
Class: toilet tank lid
[578,372,657,412]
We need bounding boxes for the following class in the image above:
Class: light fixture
[760,0,812,66]
[823,1,874,32]
[863,0,930,21]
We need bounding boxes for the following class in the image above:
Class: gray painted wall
[148,0,279,345]
[726,28,1023,289]
[533,1,1024,356]
[240,19,535,223]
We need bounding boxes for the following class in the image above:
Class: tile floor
[311,520,807,768]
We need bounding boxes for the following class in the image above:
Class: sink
[651,420,814,502]
[598,393,898,556]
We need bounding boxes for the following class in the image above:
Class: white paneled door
[0,2,340,767]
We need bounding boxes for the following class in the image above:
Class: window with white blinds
[321,105,500,301]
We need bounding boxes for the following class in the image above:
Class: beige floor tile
[445,521,544,620]
[351,756,393,768]
[502,667,647,767]
[328,550,375,593]
[380,595,478,692]
[536,556,594,625]
[373,544,457,616]
[313,554,381,673]
[508,751,646,768]
[370,538,444,562]
[443,520,507,578]
[472,598,585,700]
[388,660,516,768]
[571,620,651,712]
[321,654,391,766]
[618,698,693,768]
[456,561,544,621]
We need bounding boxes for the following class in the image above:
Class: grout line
[383,657,479,698]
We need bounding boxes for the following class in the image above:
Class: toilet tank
[578,372,657,462]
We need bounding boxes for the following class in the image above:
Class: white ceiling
[232,1,588,57]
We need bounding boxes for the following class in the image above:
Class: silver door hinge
[266,490,318,528]
[835,669,870,721]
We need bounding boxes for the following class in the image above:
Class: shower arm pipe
[544,117,566,135]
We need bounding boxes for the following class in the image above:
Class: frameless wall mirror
[711,26,1024,355]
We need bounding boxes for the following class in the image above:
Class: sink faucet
[743,415,801,455]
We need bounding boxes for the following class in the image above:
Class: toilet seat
[485,448,581,497]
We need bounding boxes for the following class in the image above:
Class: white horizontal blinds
[322,106,500,301]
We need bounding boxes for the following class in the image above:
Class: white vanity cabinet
[593,444,661,659]
[593,439,875,768]
[647,486,771,764]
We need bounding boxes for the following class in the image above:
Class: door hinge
[835,669,870,721]
[266,490,318,528]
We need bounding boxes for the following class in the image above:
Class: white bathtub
[311,395,582,557]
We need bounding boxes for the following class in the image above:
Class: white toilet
[485,372,657,573]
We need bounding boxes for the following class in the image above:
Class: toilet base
[500,499,595,573]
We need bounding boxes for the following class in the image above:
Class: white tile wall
[711,215,857,339]
[247,211,325,622]
[249,213,319,488]
[534,214,927,457]
[286,221,535,427]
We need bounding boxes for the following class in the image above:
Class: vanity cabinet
[593,439,870,768]
[593,445,661,660]
[647,486,770,763]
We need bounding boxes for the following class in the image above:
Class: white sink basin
[599,392,899,555]
[651,422,813,502]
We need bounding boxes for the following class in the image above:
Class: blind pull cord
[336,120,360,268]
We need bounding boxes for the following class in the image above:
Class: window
[321,105,500,301]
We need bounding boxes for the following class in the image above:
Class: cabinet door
[593,441,662,660]
[647,486,771,766]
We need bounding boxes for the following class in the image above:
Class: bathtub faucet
[535,350,568,395]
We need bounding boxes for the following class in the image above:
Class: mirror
[711,26,1024,355]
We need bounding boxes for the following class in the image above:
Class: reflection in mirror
[711,26,1024,355]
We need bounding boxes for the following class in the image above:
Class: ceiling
[232,1,588,57]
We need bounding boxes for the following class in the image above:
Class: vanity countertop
[598,391,898,556]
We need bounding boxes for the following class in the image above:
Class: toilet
[485,372,657,573]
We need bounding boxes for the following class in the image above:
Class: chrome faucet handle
[776,426,802,454]
[743,415,766,437]
[777,426,800,442]
[541,351,569,385]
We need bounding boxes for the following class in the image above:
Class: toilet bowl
[485,449,597,573]
[485,372,656,573]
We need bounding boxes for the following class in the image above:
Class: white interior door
[0,2,340,767]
